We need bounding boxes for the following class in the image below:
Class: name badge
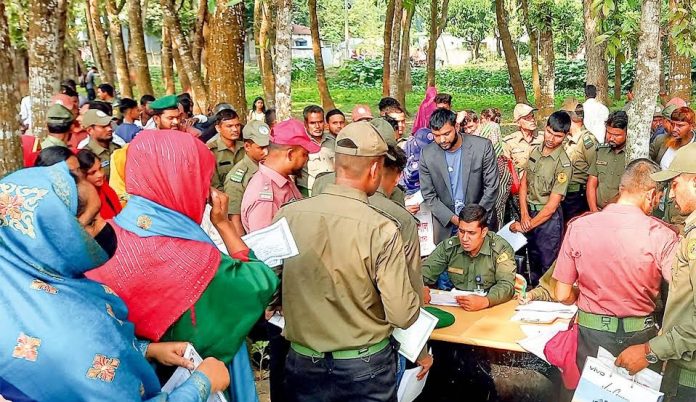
[596,160,608,166]
[447,267,464,275]
[101,160,110,168]
[259,191,273,201]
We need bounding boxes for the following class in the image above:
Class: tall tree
[396,2,415,107]
[84,0,103,73]
[667,0,692,101]
[495,0,527,103]
[56,0,69,81]
[626,0,660,161]
[207,0,247,117]
[0,0,23,176]
[106,0,133,98]
[88,0,115,85]
[447,0,493,60]
[520,0,540,105]
[171,39,192,93]
[584,0,609,104]
[258,0,276,107]
[382,0,395,96]
[127,0,154,96]
[388,0,403,97]
[275,0,292,121]
[308,0,335,110]
[161,26,176,94]
[192,0,207,67]
[536,1,555,121]
[426,0,449,87]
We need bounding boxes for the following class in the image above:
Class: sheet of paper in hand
[392,308,438,362]
[241,217,299,267]
[572,356,663,402]
[429,289,483,307]
[162,344,228,402]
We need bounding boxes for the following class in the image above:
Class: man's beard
[665,135,683,149]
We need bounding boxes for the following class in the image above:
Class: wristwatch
[644,343,659,364]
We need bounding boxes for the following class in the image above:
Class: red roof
[292,24,311,35]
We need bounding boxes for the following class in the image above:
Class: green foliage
[291,58,319,82]
[145,1,197,36]
[592,0,640,60]
[446,0,495,56]
[552,0,584,57]
[666,0,696,58]
[334,59,384,88]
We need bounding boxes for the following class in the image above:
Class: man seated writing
[423,204,516,311]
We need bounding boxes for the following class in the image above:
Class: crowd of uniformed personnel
[22,78,696,402]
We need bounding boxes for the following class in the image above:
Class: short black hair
[177,95,193,117]
[97,83,114,97]
[382,115,399,131]
[35,146,74,167]
[264,109,276,126]
[47,120,73,134]
[384,145,407,172]
[458,204,487,229]
[325,108,345,122]
[77,149,100,173]
[140,94,156,106]
[429,108,457,131]
[585,85,597,99]
[62,79,77,90]
[89,101,113,116]
[60,84,78,97]
[547,111,572,133]
[383,105,405,115]
[119,98,138,114]
[606,110,628,130]
[303,105,324,121]
[434,93,452,105]
[378,97,400,112]
[216,109,239,124]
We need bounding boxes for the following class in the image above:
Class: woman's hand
[209,188,231,229]
[146,342,194,370]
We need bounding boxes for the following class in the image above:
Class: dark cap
[149,95,180,111]
[46,103,75,125]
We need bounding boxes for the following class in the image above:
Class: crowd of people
[2,76,696,402]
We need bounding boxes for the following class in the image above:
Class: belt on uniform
[567,183,586,193]
[679,368,696,388]
[528,203,545,212]
[577,310,655,333]
[290,338,390,360]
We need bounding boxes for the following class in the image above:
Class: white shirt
[583,98,610,144]
[20,96,32,128]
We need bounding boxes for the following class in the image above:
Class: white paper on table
[511,301,577,323]
[497,221,528,252]
[392,308,438,362]
[162,344,228,402]
[268,312,285,329]
[428,289,484,307]
[517,329,562,364]
[397,366,429,402]
[596,347,663,391]
[515,301,578,315]
[241,217,299,267]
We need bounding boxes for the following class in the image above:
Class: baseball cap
[46,103,75,125]
[653,105,663,118]
[370,117,397,147]
[650,143,696,182]
[271,119,321,153]
[513,103,537,122]
[149,94,179,111]
[50,94,78,116]
[662,104,678,120]
[335,121,391,160]
[351,105,373,122]
[213,103,234,115]
[82,109,113,128]
[242,120,271,146]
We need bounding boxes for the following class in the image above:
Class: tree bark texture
[626,0,661,161]
[426,0,438,87]
[388,0,403,97]
[667,0,692,102]
[397,4,415,108]
[274,0,293,121]
[207,0,247,118]
[521,0,540,106]
[0,0,23,176]
[56,0,69,81]
[88,0,115,85]
[382,0,395,96]
[614,56,622,100]
[308,0,335,110]
[161,0,208,113]
[171,39,191,93]
[583,0,609,105]
[538,18,555,123]
[161,26,176,94]
[128,0,154,96]
[28,0,62,138]
[495,0,528,103]
[258,0,276,107]
[85,0,103,73]
[106,0,133,98]
[192,0,207,68]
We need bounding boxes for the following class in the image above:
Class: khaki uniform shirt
[588,146,625,209]
[422,232,516,306]
[503,130,544,172]
[84,137,121,179]
[223,155,258,215]
[313,172,406,206]
[525,145,572,206]
[527,262,559,302]
[274,184,420,352]
[649,211,696,379]
[297,134,335,195]
[206,135,245,190]
[563,129,598,190]
[41,135,68,150]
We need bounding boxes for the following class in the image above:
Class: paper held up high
[497,221,528,252]
[241,217,299,267]
[162,344,228,402]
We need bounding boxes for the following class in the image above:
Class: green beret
[424,306,455,329]
[149,94,179,111]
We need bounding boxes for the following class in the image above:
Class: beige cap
[651,142,696,182]
[242,120,271,146]
[335,121,390,159]
[370,117,397,147]
[653,105,663,118]
[82,109,113,128]
[513,103,537,122]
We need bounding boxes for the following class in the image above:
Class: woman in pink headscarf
[412,87,438,134]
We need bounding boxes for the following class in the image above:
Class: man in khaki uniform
[296,105,335,196]
[503,103,544,173]
[81,109,120,179]
[561,102,598,221]
[207,109,246,190]
[617,142,696,401]
[42,103,75,150]
[274,121,421,401]
[223,120,270,236]
[588,111,627,211]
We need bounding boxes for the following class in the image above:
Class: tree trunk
[382,0,395,96]
[106,0,133,98]
[28,0,62,139]
[396,4,415,108]
[128,0,154,96]
[426,0,438,87]
[192,0,207,67]
[172,39,191,93]
[520,0,540,106]
[85,0,103,72]
[207,0,247,119]
[389,0,403,97]
[258,0,276,107]
[473,41,480,60]
[161,0,208,113]
[495,0,527,103]
[308,0,335,110]
[56,0,69,81]
[626,0,660,161]
[614,56,622,100]
[583,0,609,105]
[253,0,262,67]
[667,0,692,102]
[538,18,554,123]
[0,0,23,175]
[274,0,292,121]
[161,26,176,94]
[88,0,115,85]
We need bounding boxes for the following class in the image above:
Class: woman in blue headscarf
[0,163,229,401]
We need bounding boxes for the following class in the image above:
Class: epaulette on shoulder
[368,203,402,230]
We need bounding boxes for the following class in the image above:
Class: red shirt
[241,163,302,233]
[553,204,678,317]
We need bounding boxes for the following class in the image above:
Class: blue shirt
[114,122,142,143]
[444,146,465,216]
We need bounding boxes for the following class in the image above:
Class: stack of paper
[511,301,577,323]
[596,347,662,391]
[392,308,438,362]
[429,289,484,307]
[162,344,228,402]
[241,218,299,267]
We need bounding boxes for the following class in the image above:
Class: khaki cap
[651,143,696,181]
[662,104,678,120]
[653,105,663,118]
[242,120,271,146]
[46,103,75,125]
[335,121,392,159]
[513,103,537,122]
[370,117,397,147]
[82,109,113,128]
